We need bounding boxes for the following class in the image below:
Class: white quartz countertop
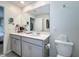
[10,32,50,41]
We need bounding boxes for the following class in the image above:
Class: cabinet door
[22,41,32,57]
[31,44,43,57]
[11,37,21,56]
[22,41,43,57]
[11,38,16,52]
[16,39,21,56]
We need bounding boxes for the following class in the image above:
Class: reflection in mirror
[30,17,35,31]
[46,19,49,29]
[26,4,50,32]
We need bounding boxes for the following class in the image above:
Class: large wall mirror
[27,4,50,32]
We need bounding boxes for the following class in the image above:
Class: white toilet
[55,34,74,57]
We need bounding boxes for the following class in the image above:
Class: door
[34,18,43,31]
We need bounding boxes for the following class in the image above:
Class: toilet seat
[55,39,74,57]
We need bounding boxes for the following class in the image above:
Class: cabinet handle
[15,38,19,40]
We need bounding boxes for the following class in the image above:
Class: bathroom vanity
[10,32,50,57]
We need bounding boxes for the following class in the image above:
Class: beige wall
[0,2,22,55]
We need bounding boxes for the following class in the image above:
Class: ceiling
[8,1,37,8]
[7,1,50,16]
[27,4,50,17]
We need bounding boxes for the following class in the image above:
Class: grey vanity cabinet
[11,35,21,56]
[10,34,49,57]
[22,41,42,57]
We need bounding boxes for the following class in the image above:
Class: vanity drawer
[10,34,21,39]
[22,37,43,46]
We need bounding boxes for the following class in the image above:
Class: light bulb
[20,1,24,4]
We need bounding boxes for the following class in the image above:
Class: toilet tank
[55,40,74,57]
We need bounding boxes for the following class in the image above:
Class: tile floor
[0,52,19,57]
[5,52,19,57]
[0,43,19,57]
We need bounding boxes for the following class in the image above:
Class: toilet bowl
[55,40,74,57]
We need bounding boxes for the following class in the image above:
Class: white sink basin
[25,31,32,34]
[32,32,40,36]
